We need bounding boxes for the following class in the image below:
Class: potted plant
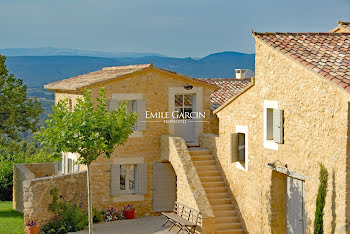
[123,204,135,219]
[25,221,40,234]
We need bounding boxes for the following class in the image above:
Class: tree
[314,163,328,234]
[35,88,137,234]
[0,54,42,143]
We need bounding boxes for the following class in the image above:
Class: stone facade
[23,171,87,226]
[51,68,217,219]
[210,39,350,233]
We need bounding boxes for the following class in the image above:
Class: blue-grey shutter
[137,163,148,194]
[136,99,146,131]
[108,99,119,112]
[273,109,284,144]
[110,164,120,196]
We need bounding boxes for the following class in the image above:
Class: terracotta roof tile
[253,32,350,92]
[196,78,252,110]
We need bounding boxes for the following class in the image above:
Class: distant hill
[0,47,165,58]
[5,51,255,88]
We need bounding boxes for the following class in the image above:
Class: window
[110,162,148,197]
[62,154,79,174]
[120,164,137,194]
[264,100,284,150]
[175,94,194,119]
[230,125,248,171]
[108,97,146,134]
[266,108,274,140]
[118,100,137,130]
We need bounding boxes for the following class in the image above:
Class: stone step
[205,187,227,193]
[207,192,230,200]
[195,165,218,171]
[216,223,242,231]
[191,155,214,161]
[209,198,232,205]
[202,181,225,188]
[199,176,223,182]
[215,229,244,234]
[214,210,237,217]
[189,150,211,156]
[198,170,221,177]
[193,160,216,166]
[215,217,240,224]
[212,204,235,211]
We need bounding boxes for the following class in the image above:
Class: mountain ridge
[5,51,255,88]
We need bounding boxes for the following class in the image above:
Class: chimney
[235,69,246,79]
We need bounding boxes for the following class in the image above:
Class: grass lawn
[0,201,24,234]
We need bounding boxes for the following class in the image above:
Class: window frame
[119,164,138,194]
[264,100,278,150]
[235,125,248,171]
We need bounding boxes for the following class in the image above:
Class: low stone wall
[13,164,36,213]
[23,171,87,226]
[161,135,215,234]
[13,163,57,213]
[25,163,56,178]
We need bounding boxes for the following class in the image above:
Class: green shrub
[314,163,328,234]
[93,208,103,223]
[43,188,88,233]
[0,141,53,200]
[41,219,67,234]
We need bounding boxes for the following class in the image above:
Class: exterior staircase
[188,147,244,234]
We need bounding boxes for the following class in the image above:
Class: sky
[0,0,349,58]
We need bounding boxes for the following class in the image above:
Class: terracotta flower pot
[25,225,40,234]
[123,209,135,219]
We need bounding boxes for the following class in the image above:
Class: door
[286,177,305,234]
[153,163,176,212]
[174,94,196,143]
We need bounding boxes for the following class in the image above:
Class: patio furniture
[161,202,201,234]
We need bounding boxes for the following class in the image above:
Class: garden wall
[24,163,56,178]
[23,171,87,226]
[13,163,57,213]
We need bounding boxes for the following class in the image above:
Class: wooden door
[153,163,176,212]
[286,177,305,234]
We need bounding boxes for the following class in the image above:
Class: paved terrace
[72,216,186,234]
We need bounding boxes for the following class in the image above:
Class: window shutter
[108,99,119,112]
[273,109,284,144]
[110,164,121,196]
[137,163,148,194]
[230,133,239,163]
[238,133,245,161]
[136,99,146,131]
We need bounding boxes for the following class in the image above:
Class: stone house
[331,21,350,33]
[15,63,251,233]
[201,29,350,233]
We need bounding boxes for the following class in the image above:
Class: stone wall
[213,39,350,233]
[52,68,218,218]
[13,164,35,213]
[23,171,87,226]
[161,135,215,233]
[25,163,55,178]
